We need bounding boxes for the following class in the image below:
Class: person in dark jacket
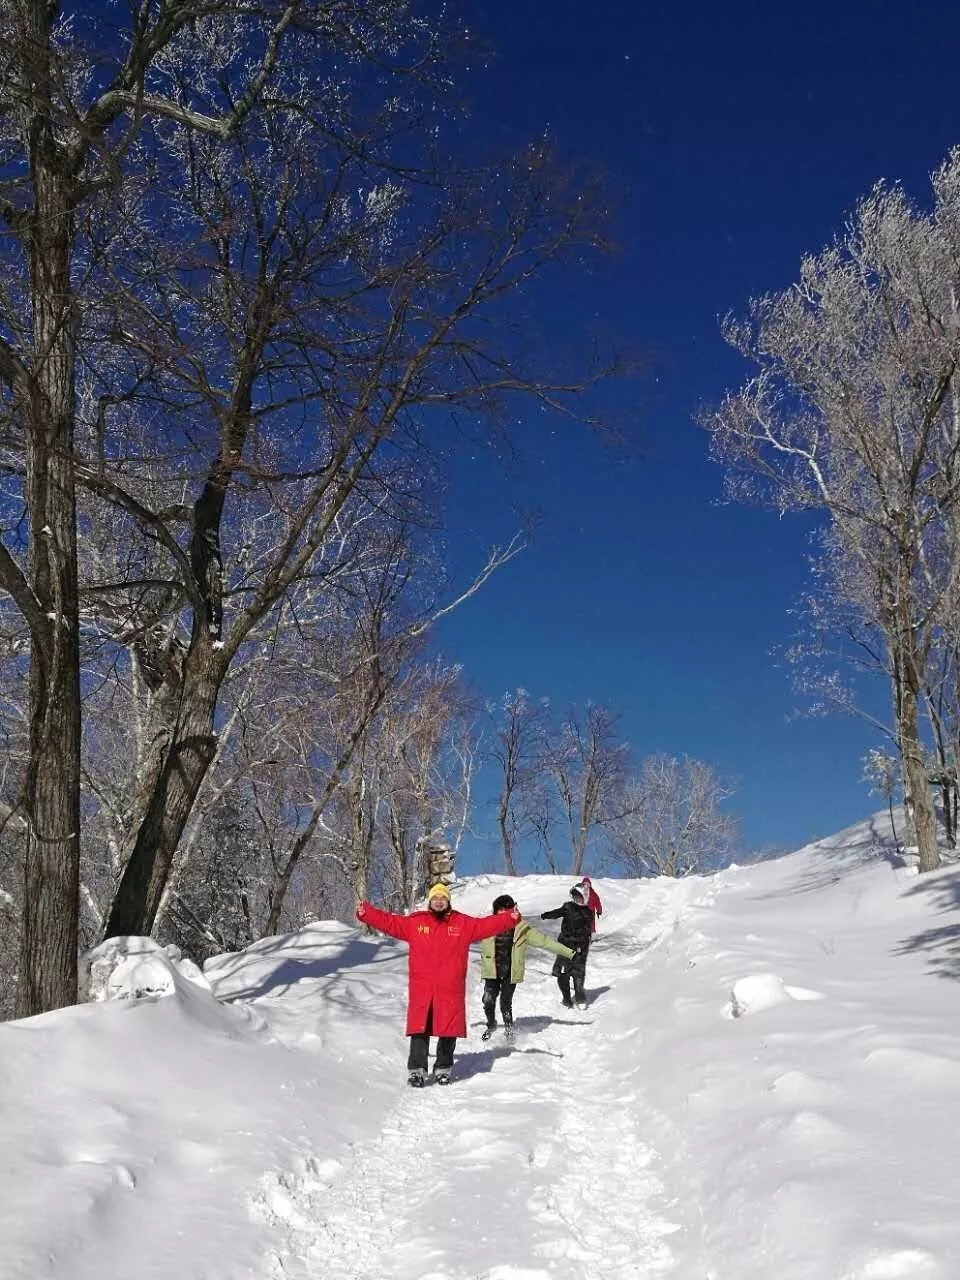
[478,894,575,1040]
[540,883,595,1009]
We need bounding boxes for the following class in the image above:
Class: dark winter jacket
[493,928,513,980]
[540,900,594,953]
[357,902,518,1037]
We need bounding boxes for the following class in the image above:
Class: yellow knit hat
[427,882,451,902]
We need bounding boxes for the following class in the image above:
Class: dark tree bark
[1,0,307,1008]
[105,638,223,936]
[9,0,82,1014]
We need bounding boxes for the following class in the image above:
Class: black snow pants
[553,950,588,1005]
[482,978,517,1027]
[407,1004,456,1072]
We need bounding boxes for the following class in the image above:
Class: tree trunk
[16,15,82,1014]
[263,804,324,937]
[498,801,517,876]
[571,824,588,876]
[353,849,372,909]
[895,588,939,872]
[900,704,939,871]
[264,700,386,933]
[349,774,375,909]
[940,779,956,849]
[104,641,223,937]
[887,796,900,851]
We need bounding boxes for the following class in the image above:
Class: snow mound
[841,1247,941,1278]
[728,971,825,1018]
[82,936,212,1003]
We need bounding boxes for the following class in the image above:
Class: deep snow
[2,813,959,1279]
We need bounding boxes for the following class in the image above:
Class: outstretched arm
[469,906,521,942]
[523,924,575,960]
[540,906,564,920]
[356,902,412,942]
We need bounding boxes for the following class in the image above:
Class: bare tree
[257,528,517,928]
[0,0,431,1011]
[610,755,738,878]
[91,78,609,940]
[541,704,630,875]
[375,660,477,909]
[863,748,902,852]
[489,688,547,875]
[260,608,405,934]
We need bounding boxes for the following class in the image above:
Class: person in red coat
[578,876,603,932]
[356,881,520,1086]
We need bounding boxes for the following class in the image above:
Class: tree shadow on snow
[894,866,960,980]
[754,813,906,898]
[216,937,401,1001]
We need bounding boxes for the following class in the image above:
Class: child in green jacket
[478,894,576,1040]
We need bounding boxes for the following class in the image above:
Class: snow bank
[81,935,212,1002]
[628,813,960,1279]
[728,970,824,1017]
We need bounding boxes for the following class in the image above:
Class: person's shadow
[456,1038,565,1080]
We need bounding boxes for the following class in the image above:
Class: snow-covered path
[253,999,676,1280]
[244,877,692,1280]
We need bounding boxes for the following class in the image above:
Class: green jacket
[479,917,575,983]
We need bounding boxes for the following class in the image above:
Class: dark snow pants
[407,1005,456,1072]
[554,952,587,1005]
[482,978,517,1027]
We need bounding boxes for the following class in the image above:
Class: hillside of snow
[2,813,959,1279]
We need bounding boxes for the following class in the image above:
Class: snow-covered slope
[2,814,959,1279]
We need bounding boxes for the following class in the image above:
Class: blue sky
[428,0,957,860]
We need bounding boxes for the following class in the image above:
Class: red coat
[357,902,518,1036]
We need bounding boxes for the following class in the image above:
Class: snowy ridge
[3,817,960,1278]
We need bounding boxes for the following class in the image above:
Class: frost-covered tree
[610,755,737,878]
[863,747,902,851]
[702,150,960,873]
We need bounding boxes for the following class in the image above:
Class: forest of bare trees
[485,692,737,881]
[0,0,618,1016]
